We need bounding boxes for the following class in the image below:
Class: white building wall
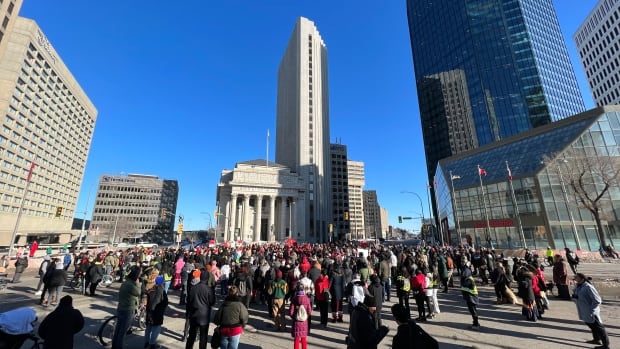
[574,0,620,106]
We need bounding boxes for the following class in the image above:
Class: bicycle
[0,331,43,349]
[69,270,85,292]
[97,305,146,346]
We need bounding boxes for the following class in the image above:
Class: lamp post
[401,191,425,240]
[556,159,582,250]
[449,171,462,246]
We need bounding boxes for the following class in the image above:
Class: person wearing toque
[346,296,388,349]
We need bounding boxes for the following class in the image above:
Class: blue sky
[20,0,597,232]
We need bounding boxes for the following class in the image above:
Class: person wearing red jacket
[411,269,427,321]
[314,270,330,328]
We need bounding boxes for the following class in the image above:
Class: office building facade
[347,160,365,240]
[276,17,331,242]
[575,0,620,106]
[90,174,178,243]
[363,190,381,240]
[435,106,620,251]
[0,17,97,246]
[330,143,349,240]
[407,0,585,189]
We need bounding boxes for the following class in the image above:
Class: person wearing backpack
[394,267,411,318]
[289,288,312,349]
[269,269,288,331]
[233,265,253,309]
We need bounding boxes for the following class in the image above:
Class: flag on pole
[506,161,513,181]
[26,161,36,182]
[451,174,461,180]
[478,166,487,176]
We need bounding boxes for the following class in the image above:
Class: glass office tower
[407,0,586,187]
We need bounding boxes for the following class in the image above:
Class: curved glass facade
[436,107,620,251]
[407,0,585,187]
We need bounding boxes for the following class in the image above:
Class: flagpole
[450,171,462,246]
[506,161,527,249]
[266,129,269,168]
[8,161,36,258]
[477,165,492,248]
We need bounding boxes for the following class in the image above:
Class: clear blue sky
[20,0,597,232]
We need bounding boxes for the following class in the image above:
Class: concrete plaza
[0,264,618,349]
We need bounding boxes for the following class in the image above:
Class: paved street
[1,265,618,349]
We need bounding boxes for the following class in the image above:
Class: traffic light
[55,206,63,218]
[398,216,402,223]
[160,208,167,219]
[344,211,349,220]
[177,222,183,235]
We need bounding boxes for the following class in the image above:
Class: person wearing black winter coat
[46,262,68,306]
[367,275,384,329]
[185,271,216,349]
[346,296,389,349]
[144,276,168,349]
[38,295,84,349]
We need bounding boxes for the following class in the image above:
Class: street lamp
[555,159,582,250]
[449,171,462,245]
[401,191,425,239]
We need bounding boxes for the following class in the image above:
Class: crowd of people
[0,240,613,349]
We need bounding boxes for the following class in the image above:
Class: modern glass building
[435,106,620,251]
[406,0,586,189]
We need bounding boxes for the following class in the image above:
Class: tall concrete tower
[276,17,331,242]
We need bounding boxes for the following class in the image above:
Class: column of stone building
[228,195,237,242]
[254,195,262,242]
[290,198,295,238]
[267,196,276,241]
[242,195,250,241]
[280,197,287,240]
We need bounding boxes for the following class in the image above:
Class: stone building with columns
[215,160,306,243]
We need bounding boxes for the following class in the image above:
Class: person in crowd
[11,253,28,283]
[437,252,450,293]
[180,258,195,306]
[329,264,345,323]
[185,269,216,349]
[378,253,391,302]
[411,269,427,322]
[112,266,141,349]
[395,267,411,319]
[346,296,389,349]
[368,274,384,328]
[85,256,104,297]
[143,275,168,349]
[45,261,68,307]
[517,268,539,321]
[213,286,249,349]
[425,271,440,319]
[63,252,72,271]
[545,247,554,266]
[564,247,580,274]
[289,288,312,349]
[314,269,330,328]
[460,261,480,330]
[34,255,51,296]
[232,264,252,309]
[38,295,84,349]
[269,269,288,331]
[573,273,610,349]
[173,255,185,290]
[220,259,231,297]
[29,241,38,258]
[553,254,571,300]
[390,303,438,349]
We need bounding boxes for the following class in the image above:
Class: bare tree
[545,148,620,248]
